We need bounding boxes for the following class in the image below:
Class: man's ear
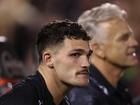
[90,43,105,58]
[42,51,54,68]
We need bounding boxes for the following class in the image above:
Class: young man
[68,3,138,105]
[0,19,91,105]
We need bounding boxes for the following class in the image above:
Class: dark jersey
[0,72,55,105]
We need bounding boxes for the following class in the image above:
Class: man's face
[101,18,138,68]
[53,38,91,86]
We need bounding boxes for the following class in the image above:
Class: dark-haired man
[0,20,91,105]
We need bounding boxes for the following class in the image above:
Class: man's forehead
[64,38,88,45]
[62,38,90,51]
[99,18,131,39]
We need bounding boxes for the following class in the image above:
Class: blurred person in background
[0,36,26,96]
[68,3,138,105]
[0,20,91,105]
[0,0,43,74]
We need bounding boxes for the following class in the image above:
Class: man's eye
[70,53,81,57]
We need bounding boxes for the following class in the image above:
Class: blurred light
[0,36,7,42]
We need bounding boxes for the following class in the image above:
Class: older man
[68,3,138,105]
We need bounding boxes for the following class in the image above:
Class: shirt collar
[89,64,119,95]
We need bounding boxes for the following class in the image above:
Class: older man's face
[101,18,138,68]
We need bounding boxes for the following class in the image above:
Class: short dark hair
[36,19,90,62]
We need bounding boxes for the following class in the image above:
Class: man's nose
[129,36,139,47]
[81,56,90,68]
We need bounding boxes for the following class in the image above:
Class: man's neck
[92,57,125,87]
[38,64,69,105]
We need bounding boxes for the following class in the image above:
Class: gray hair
[78,3,127,43]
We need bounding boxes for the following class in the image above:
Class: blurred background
[0,0,139,100]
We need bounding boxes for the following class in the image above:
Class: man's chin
[77,80,89,86]
[129,60,139,67]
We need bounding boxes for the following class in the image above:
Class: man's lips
[76,70,89,75]
[128,52,137,57]
[127,48,137,57]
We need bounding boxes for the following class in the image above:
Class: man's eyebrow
[71,49,91,53]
